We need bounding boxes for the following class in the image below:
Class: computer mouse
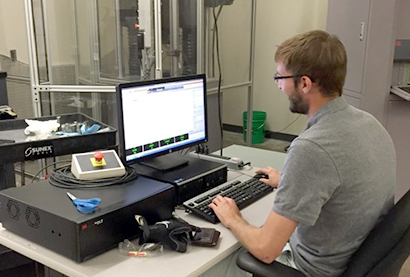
[253,173,269,179]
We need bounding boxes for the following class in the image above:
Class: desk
[0,145,287,277]
[219,144,287,169]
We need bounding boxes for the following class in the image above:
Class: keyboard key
[208,190,221,197]
[195,196,209,203]
[220,184,233,191]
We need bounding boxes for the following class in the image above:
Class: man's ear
[299,76,313,94]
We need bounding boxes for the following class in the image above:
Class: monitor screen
[116,74,208,167]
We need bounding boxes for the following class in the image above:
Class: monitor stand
[138,152,189,171]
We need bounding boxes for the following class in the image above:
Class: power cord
[213,6,224,156]
[48,165,139,189]
[30,159,72,185]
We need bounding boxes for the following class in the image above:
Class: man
[209,30,396,277]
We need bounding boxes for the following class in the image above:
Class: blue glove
[80,124,101,134]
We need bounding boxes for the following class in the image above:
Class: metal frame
[170,0,179,76]
[115,0,124,79]
[245,0,257,146]
[89,0,102,120]
[197,0,205,74]
[34,85,115,93]
[89,0,99,85]
[25,0,115,122]
[25,0,258,149]
[25,0,42,117]
[42,0,56,115]
[154,0,163,79]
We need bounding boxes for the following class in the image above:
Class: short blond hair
[275,30,347,96]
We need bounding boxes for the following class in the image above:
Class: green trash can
[243,111,266,144]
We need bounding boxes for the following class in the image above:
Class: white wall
[0,1,29,64]
[219,0,328,136]
[396,0,410,39]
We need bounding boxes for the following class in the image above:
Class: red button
[94,152,105,162]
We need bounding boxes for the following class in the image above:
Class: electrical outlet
[10,50,17,62]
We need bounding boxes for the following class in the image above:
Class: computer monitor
[116,74,208,170]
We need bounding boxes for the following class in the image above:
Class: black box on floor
[132,155,227,204]
[0,176,174,263]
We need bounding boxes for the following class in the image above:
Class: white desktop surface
[0,145,287,277]
[218,144,287,169]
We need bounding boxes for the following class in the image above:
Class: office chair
[236,189,410,277]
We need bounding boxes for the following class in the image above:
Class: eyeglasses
[273,73,305,83]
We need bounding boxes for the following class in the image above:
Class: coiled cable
[49,165,139,189]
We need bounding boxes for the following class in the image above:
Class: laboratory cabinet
[327,0,410,200]
[327,0,370,98]
[327,0,396,125]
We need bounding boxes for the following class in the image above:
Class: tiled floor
[222,131,291,153]
[222,131,410,277]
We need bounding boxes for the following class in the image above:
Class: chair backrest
[342,189,410,277]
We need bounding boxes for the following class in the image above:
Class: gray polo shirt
[273,97,396,277]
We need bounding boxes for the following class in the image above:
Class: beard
[289,87,308,114]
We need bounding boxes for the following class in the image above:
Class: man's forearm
[226,211,298,264]
[228,217,281,263]
[210,196,296,264]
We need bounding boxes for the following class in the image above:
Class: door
[327,0,371,96]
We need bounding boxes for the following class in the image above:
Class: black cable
[212,6,223,76]
[30,159,72,185]
[48,165,139,189]
[212,8,215,76]
[183,146,195,155]
[213,6,224,156]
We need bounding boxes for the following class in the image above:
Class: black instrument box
[132,155,227,204]
[0,176,174,262]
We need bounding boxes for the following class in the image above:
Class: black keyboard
[183,175,273,223]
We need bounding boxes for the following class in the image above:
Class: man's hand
[209,195,243,228]
[256,166,281,188]
[210,194,299,264]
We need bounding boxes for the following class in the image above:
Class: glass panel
[97,0,117,80]
[0,45,32,119]
[34,0,201,86]
[96,0,153,81]
[4,79,32,119]
[162,0,198,77]
[40,91,117,128]
[74,0,92,84]
[178,0,198,76]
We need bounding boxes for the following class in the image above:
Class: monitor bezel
[116,74,208,165]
